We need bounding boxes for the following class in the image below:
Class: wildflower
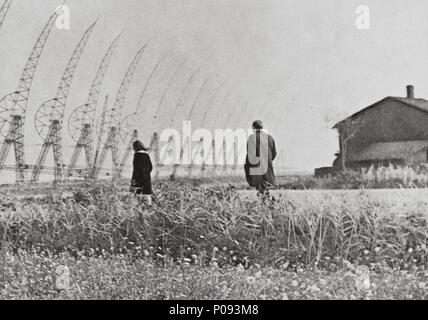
[237,264,245,272]
[246,276,256,285]
[291,280,299,287]
[355,266,370,291]
[281,293,289,300]
[309,285,320,293]
[55,265,70,291]
[374,247,381,253]
[408,248,414,254]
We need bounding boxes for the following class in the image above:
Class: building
[332,85,428,170]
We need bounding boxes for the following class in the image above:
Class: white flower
[309,285,320,292]
[247,276,256,284]
[281,293,289,300]
[55,265,71,291]
[355,266,370,291]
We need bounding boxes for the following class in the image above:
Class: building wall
[406,149,428,165]
[342,99,428,161]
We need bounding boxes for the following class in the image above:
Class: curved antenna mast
[67,35,120,178]
[153,57,188,121]
[170,68,200,125]
[135,53,168,118]
[90,94,108,179]
[0,0,12,30]
[186,74,213,121]
[200,82,225,127]
[223,95,242,128]
[97,44,147,140]
[68,34,121,142]
[34,21,97,139]
[31,22,96,183]
[143,57,188,135]
[120,53,168,144]
[211,86,234,129]
[94,44,147,178]
[0,8,60,183]
[226,96,252,128]
[232,98,251,128]
[12,8,61,118]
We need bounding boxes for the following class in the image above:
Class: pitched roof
[390,97,428,113]
[349,140,428,162]
[334,96,428,129]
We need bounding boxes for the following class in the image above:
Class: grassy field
[0,175,428,299]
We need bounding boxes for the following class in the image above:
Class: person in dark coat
[130,140,153,204]
[244,120,277,197]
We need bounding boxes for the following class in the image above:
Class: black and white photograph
[0,0,427,306]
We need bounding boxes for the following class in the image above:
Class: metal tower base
[31,120,63,183]
[67,124,93,178]
[92,126,119,180]
[0,115,25,183]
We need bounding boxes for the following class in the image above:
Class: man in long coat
[244,120,277,195]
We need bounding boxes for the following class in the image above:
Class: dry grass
[1,181,427,267]
[1,178,428,299]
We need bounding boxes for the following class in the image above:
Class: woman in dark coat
[244,120,277,197]
[130,140,153,204]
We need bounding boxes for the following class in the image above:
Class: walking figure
[130,140,153,205]
[244,120,277,200]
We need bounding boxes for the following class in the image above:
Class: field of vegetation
[1,170,428,300]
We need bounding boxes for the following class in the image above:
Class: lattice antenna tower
[67,34,120,178]
[90,94,108,179]
[30,21,96,183]
[152,57,187,124]
[0,0,12,30]
[199,82,226,128]
[170,68,200,126]
[0,8,61,183]
[93,44,147,179]
[224,95,243,128]
[211,86,235,130]
[186,74,213,122]
[120,54,168,143]
[118,55,170,178]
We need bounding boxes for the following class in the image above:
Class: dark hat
[133,140,148,152]
[252,120,263,130]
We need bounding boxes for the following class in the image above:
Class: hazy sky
[1,0,428,176]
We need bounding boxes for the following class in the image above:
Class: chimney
[407,85,415,99]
